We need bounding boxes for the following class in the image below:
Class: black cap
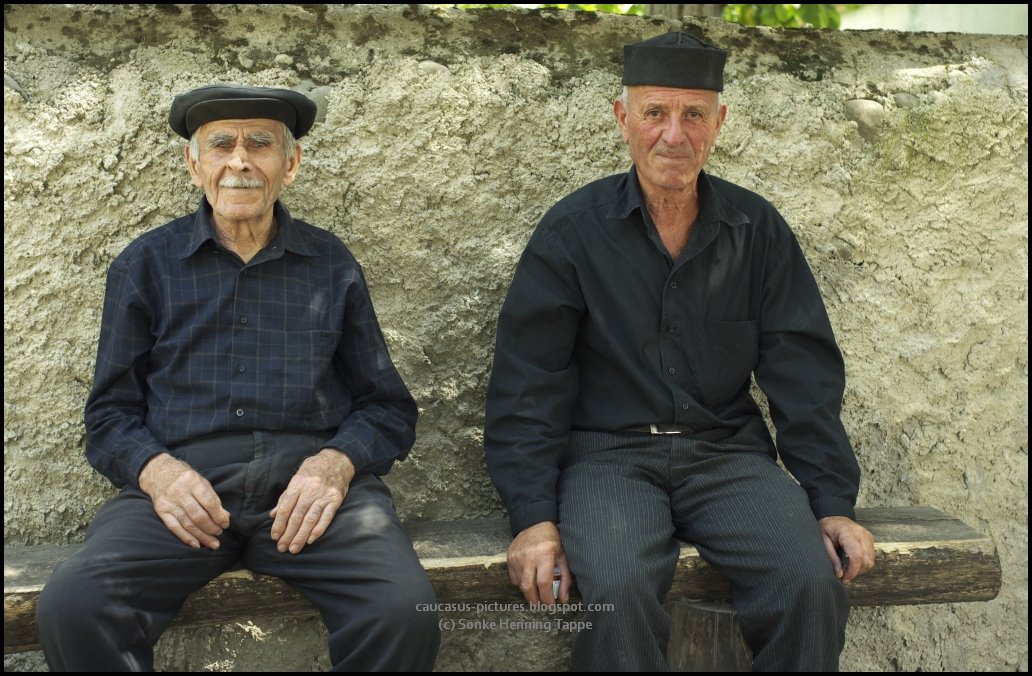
[623,32,727,91]
[168,84,317,140]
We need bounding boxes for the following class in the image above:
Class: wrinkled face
[614,86,727,197]
[186,118,301,226]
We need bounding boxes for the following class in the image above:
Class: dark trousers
[36,431,440,672]
[558,430,849,672]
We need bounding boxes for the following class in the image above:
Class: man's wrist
[509,502,560,537]
[138,452,176,495]
[316,447,357,481]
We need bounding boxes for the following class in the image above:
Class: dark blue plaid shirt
[85,198,417,488]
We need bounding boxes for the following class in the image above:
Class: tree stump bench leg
[668,600,752,672]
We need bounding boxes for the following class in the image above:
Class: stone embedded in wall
[893,92,919,108]
[418,60,451,75]
[843,98,885,141]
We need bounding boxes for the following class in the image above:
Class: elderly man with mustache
[36,84,440,671]
[486,33,875,671]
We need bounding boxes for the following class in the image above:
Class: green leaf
[722,4,858,30]
[434,3,646,15]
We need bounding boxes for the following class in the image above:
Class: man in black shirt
[485,33,875,671]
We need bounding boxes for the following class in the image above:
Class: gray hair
[188,121,297,161]
[620,85,722,109]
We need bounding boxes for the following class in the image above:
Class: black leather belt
[624,425,737,441]
[625,424,697,435]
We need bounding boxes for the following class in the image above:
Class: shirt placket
[660,265,696,429]
[230,263,257,422]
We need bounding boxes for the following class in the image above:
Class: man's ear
[715,102,728,133]
[185,144,203,188]
[281,144,302,187]
[613,97,630,143]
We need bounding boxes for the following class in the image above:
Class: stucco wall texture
[3,4,1027,672]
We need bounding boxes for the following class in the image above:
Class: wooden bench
[4,506,1002,667]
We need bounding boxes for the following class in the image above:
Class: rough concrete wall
[3,4,1026,671]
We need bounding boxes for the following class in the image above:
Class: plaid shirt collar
[180,196,318,260]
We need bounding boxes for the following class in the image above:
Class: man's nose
[660,117,687,146]
[227,144,250,170]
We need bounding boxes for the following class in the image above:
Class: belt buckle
[649,424,681,435]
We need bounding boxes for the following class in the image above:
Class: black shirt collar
[608,165,750,230]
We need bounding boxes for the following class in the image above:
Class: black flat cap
[623,32,727,91]
[168,83,317,140]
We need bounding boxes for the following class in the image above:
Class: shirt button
[239,317,248,325]
[667,325,676,334]
[238,365,246,373]
[681,403,690,410]
[667,367,676,375]
[670,281,678,289]
[235,408,244,417]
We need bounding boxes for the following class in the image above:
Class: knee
[324,570,440,666]
[353,570,440,638]
[576,560,664,612]
[36,562,102,638]
[382,573,439,634]
[772,560,848,614]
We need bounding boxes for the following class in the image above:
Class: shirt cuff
[508,501,560,537]
[323,433,372,476]
[129,445,171,490]
[809,496,857,521]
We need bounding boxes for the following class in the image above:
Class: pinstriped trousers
[558,430,849,672]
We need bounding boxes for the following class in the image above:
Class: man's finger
[519,564,542,606]
[507,558,522,588]
[181,495,224,538]
[820,532,844,578]
[175,499,224,550]
[289,499,337,553]
[537,559,556,605]
[270,487,301,541]
[557,557,573,604]
[278,492,318,551]
[306,501,339,545]
[158,511,200,549]
[844,536,875,581]
[286,499,327,554]
[191,484,230,529]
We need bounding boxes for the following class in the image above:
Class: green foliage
[722,4,861,30]
[436,4,861,28]
[438,4,645,15]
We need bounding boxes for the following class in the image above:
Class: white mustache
[219,176,263,188]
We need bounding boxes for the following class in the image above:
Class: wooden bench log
[4,506,1001,654]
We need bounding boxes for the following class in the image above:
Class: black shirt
[485,167,859,535]
[84,198,417,488]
